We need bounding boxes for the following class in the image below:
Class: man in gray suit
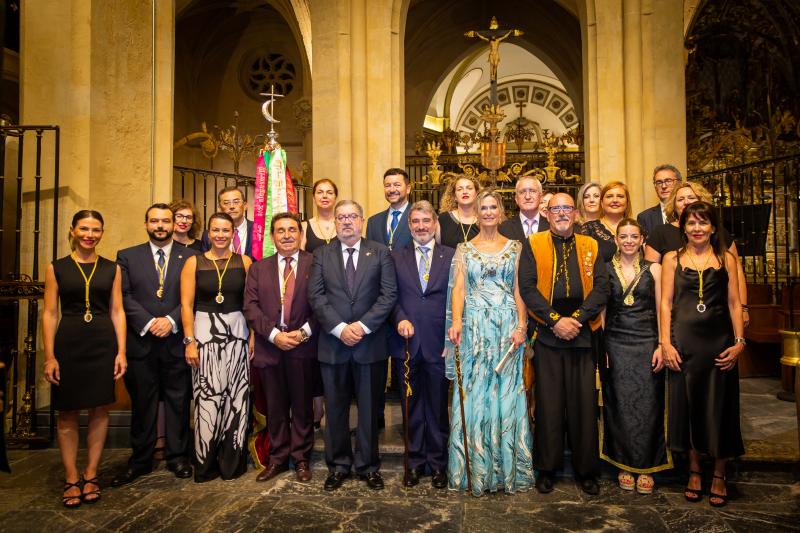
[308,200,398,492]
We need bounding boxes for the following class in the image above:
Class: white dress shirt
[140,240,178,336]
[267,251,312,344]
[385,201,410,235]
[231,218,249,254]
[331,239,371,339]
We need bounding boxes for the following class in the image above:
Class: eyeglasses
[175,213,193,221]
[221,199,243,207]
[548,205,575,215]
[516,188,541,197]
[336,214,361,222]
[653,178,676,188]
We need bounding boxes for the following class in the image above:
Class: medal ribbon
[687,251,712,311]
[212,254,234,303]
[71,253,99,320]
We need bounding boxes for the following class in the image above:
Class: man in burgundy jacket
[243,212,318,483]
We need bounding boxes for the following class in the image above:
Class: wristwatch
[183,336,195,345]
[299,329,310,343]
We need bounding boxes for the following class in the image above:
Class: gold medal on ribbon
[211,253,234,305]
[84,311,93,323]
[623,294,634,306]
[156,287,164,299]
[215,293,225,304]
[71,253,99,325]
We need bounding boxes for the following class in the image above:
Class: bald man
[518,193,609,496]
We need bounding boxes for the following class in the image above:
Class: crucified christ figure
[465,17,524,83]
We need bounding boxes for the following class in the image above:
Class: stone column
[580,0,685,212]
[20,0,175,255]
[310,0,405,216]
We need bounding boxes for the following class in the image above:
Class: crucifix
[465,17,524,104]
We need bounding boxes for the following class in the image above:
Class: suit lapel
[378,210,390,246]
[426,246,447,293]
[165,245,187,288]
[404,246,424,294]
[395,208,411,249]
[333,243,350,297]
[292,252,311,307]
[140,243,160,290]
[352,242,374,293]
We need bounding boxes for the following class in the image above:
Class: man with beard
[518,193,609,496]
[309,200,397,491]
[112,204,198,486]
[243,213,318,483]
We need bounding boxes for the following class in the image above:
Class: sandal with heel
[709,474,728,508]
[81,476,101,504]
[684,470,703,503]
[62,480,83,509]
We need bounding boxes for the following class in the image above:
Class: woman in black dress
[436,175,480,248]
[301,178,338,253]
[644,181,749,327]
[181,212,253,482]
[581,181,631,262]
[600,218,671,495]
[43,210,127,508]
[170,199,203,252]
[660,202,745,508]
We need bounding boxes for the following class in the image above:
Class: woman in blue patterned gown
[445,189,534,496]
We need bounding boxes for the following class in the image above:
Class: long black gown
[669,263,744,459]
[600,259,672,473]
[52,256,118,411]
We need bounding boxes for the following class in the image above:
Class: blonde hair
[600,181,632,219]
[439,174,481,213]
[474,188,507,223]
[664,181,713,222]
[577,181,601,223]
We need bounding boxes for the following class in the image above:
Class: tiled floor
[0,377,797,532]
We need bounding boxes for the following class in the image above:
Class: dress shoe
[431,470,447,489]
[324,471,350,491]
[256,463,289,482]
[295,461,312,482]
[167,461,193,479]
[580,477,600,496]
[110,467,151,488]
[403,468,420,487]
[535,472,555,494]
[359,472,384,490]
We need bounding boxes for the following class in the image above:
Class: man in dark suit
[499,176,550,247]
[308,200,397,491]
[365,168,413,252]
[202,186,255,258]
[636,164,682,236]
[112,203,197,486]
[389,200,453,489]
[243,212,318,483]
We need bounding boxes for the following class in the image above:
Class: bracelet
[734,336,746,345]
[742,305,749,311]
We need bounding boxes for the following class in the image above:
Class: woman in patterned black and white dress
[181,212,253,482]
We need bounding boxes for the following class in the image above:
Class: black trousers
[533,342,599,478]
[320,359,385,474]
[124,341,191,470]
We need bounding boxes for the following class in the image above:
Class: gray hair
[652,164,683,182]
[515,176,542,193]
[409,200,437,220]
[334,199,364,217]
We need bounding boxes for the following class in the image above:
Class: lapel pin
[365,251,372,257]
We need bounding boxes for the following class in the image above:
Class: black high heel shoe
[62,480,83,509]
[684,470,703,503]
[709,474,728,508]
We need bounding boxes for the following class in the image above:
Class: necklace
[154,251,167,299]
[453,211,475,244]
[312,217,335,244]
[612,254,642,305]
[71,253,99,323]
[600,216,619,236]
[554,239,576,296]
[686,250,713,313]
[210,253,234,304]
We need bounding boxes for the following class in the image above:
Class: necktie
[282,257,295,327]
[156,249,165,271]
[345,248,356,292]
[523,220,531,238]
[388,210,401,242]
[418,246,430,292]
[233,230,242,253]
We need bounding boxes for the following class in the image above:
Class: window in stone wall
[240,50,296,100]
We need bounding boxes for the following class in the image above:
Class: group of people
[43,165,746,509]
